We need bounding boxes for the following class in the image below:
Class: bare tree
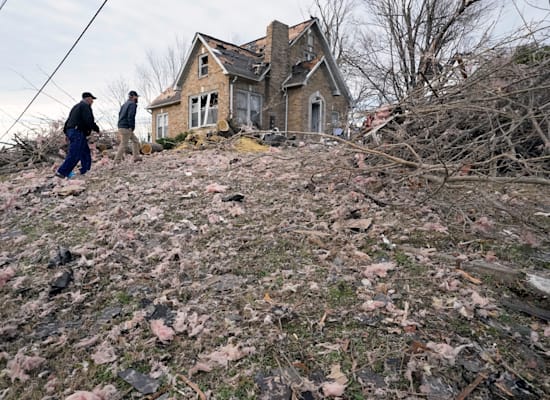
[136,35,187,105]
[351,0,498,102]
[101,36,188,134]
[308,0,379,112]
[309,0,357,65]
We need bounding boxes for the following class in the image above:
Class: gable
[301,21,350,102]
[174,34,226,89]
[174,33,267,89]
[242,18,351,104]
[283,57,339,94]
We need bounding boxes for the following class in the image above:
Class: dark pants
[57,128,91,177]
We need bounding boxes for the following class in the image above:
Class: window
[190,92,218,128]
[199,54,208,77]
[305,29,315,61]
[235,90,262,127]
[156,113,168,139]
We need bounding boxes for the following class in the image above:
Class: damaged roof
[173,18,316,89]
[282,56,339,94]
[241,19,315,52]
[200,33,268,81]
[148,87,181,110]
[171,17,351,102]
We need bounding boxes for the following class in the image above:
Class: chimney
[264,20,289,65]
[264,20,289,130]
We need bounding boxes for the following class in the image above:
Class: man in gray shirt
[115,90,142,163]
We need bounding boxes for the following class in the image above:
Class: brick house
[147,18,351,141]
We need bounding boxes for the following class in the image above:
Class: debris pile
[359,43,550,184]
[0,137,549,399]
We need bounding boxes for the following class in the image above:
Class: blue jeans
[57,128,91,177]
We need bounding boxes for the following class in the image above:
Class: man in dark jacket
[56,92,100,178]
[114,90,142,163]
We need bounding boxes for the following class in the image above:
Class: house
[147,18,351,141]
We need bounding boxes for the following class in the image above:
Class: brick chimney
[264,20,289,130]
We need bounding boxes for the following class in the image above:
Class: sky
[0,0,548,143]
[0,0,310,142]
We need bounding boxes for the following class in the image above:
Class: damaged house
[147,18,352,140]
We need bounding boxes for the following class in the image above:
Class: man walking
[115,90,142,163]
[56,92,100,179]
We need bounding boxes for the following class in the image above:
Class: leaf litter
[0,142,549,399]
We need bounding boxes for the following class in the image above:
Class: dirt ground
[0,141,549,399]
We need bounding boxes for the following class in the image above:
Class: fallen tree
[355,40,550,185]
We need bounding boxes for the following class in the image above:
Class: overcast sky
[0,0,548,142]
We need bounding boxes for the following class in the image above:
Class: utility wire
[37,65,79,104]
[1,0,109,140]
[10,68,72,109]
[0,0,8,12]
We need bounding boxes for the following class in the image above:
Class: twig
[455,372,487,400]
[177,374,206,400]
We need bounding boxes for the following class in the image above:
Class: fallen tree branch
[456,372,488,400]
[423,174,550,186]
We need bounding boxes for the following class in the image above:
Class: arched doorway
[309,91,325,133]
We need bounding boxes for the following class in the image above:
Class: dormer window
[199,54,208,77]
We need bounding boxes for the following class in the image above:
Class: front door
[309,92,324,133]
[311,102,321,132]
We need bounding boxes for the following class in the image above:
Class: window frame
[189,91,218,128]
[199,54,208,77]
[235,90,262,128]
[305,29,315,61]
[156,112,168,139]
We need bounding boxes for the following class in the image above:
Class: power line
[10,68,72,109]
[0,0,8,12]
[1,0,109,140]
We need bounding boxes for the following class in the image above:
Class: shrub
[155,132,189,150]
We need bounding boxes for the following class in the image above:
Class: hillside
[1,141,549,399]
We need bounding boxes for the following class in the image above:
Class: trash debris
[222,193,244,202]
[49,270,73,296]
[117,368,159,395]
[48,247,73,268]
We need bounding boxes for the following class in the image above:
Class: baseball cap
[128,90,139,97]
[82,92,97,99]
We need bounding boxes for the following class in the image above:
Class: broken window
[235,90,262,128]
[199,54,208,77]
[156,113,168,139]
[190,92,218,128]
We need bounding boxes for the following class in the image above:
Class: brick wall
[151,43,230,141]
[287,63,349,133]
[264,21,289,131]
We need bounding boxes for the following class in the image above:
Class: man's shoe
[55,172,65,179]
[67,171,75,179]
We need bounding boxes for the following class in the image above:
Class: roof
[284,58,322,87]
[241,19,315,52]
[199,34,268,81]
[172,17,351,103]
[148,87,181,110]
[283,56,341,95]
